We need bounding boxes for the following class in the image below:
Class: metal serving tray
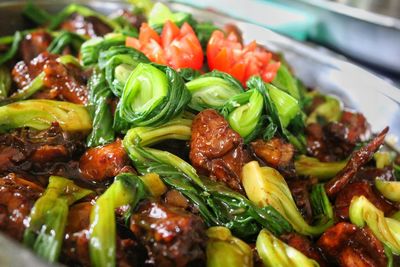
[0,0,399,266]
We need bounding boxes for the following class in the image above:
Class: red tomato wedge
[126,21,203,70]
[207,30,280,85]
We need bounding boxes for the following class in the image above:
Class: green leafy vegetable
[256,229,320,267]
[375,179,400,202]
[98,46,149,96]
[186,70,243,112]
[206,226,253,267]
[306,95,342,125]
[195,22,220,49]
[23,176,92,262]
[247,77,306,152]
[80,34,126,66]
[148,3,193,32]
[242,161,333,236]
[47,31,86,54]
[0,66,11,100]
[310,184,334,222]
[0,99,92,133]
[89,173,148,267]
[374,151,394,169]
[22,1,53,25]
[222,89,263,141]
[349,195,400,255]
[0,31,22,66]
[272,63,301,102]
[178,68,201,82]
[295,155,347,180]
[114,63,191,131]
[86,68,115,147]
[123,124,292,237]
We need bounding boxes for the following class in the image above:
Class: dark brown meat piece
[79,139,132,183]
[287,178,317,222]
[130,200,206,267]
[318,222,387,267]
[251,138,296,178]
[19,30,52,63]
[306,111,369,162]
[0,123,85,176]
[280,233,328,267]
[62,202,145,267]
[12,51,88,104]
[335,181,396,220]
[0,173,43,241]
[325,127,388,197]
[189,109,250,192]
[60,13,112,37]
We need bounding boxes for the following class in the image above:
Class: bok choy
[242,161,333,236]
[86,68,115,147]
[0,99,92,133]
[114,63,191,131]
[206,226,253,267]
[98,46,149,97]
[80,34,126,66]
[256,229,320,267]
[295,155,347,180]
[89,173,149,267]
[186,71,243,112]
[23,176,92,262]
[349,195,400,255]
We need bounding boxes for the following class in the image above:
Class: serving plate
[0,0,399,266]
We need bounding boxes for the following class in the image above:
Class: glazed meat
[251,137,296,178]
[0,123,85,176]
[79,139,133,183]
[280,233,328,267]
[189,109,250,192]
[60,13,112,37]
[325,127,388,197]
[318,222,387,267]
[130,200,206,267]
[335,181,396,220]
[19,30,53,63]
[12,51,89,104]
[0,173,43,241]
[287,178,316,221]
[306,111,369,162]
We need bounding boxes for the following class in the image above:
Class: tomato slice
[126,21,203,70]
[207,30,280,85]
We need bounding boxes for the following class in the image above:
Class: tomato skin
[207,30,280,85]
[126,21,203,70]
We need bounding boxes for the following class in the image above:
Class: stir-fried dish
[0,1,399,267]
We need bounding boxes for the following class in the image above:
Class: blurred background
[175,0,400,88]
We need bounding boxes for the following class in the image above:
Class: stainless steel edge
[0,1,399,266]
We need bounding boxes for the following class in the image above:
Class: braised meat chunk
[79,139,133,183]
[0,123,85,176]
[130,200,206,267]
[19,30,53,63]
[318,222,387,267]
[0,173,43,241]
[280,233,328,267]
[12,51,88,104]
[306,111,370,162]
[189,109,250,192]
[60,13,112,37]
[251,137,296,178]
[335,181,396,220]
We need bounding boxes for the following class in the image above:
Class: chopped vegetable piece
[23,176,92,262]
[295,155,347,180]
[206,226,253,267]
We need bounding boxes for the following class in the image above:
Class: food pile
[0,1,399,267]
